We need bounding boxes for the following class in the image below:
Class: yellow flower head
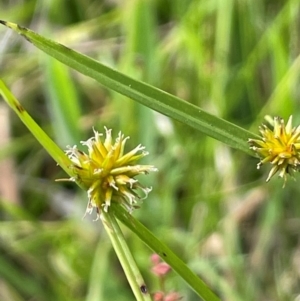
[248,115,300,185]
[63,128,157,219]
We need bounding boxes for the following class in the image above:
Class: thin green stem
[112,204,221,301]
[101,210,152,301]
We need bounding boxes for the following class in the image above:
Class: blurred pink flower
[153,291,164,301]
[165,292,182,301]
[151,262,171,276]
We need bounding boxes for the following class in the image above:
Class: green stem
[101,210,152,301]
[112,204,220,301]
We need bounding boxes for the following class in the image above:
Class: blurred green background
[0,0,300,300]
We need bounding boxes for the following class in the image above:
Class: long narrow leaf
[43,56,82,147]
[0,20,258,156]
[0,79,72,176]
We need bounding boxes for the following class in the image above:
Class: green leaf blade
[0,79,72,177]
[0,20,258,156]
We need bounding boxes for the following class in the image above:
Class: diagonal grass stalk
[0,20,259,156]
[0,78,73,176]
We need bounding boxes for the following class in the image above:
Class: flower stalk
[101,210,152,301]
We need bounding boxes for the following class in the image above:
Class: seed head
[248,116,300,186]
[61,128,157,219]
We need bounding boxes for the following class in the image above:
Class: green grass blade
[112,203,221,301]
[0,79,72,177]
[0,20,258,156]
[0,255,48,299]
[43,56,82,147]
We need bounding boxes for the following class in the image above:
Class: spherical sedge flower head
[63,128,157,220]
[248,115,300,186]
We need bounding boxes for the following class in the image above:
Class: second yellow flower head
[249,115,300,185]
